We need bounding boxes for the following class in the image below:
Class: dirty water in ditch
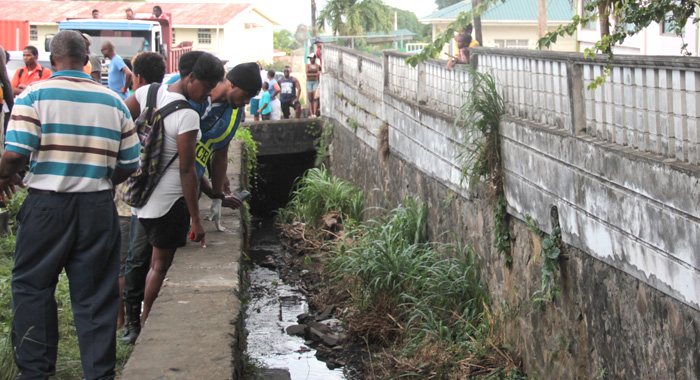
[245,219,348,380]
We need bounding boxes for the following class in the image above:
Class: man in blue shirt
[101,41,132,99]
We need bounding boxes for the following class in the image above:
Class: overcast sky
[254,0,439,31]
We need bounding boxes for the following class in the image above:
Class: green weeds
[275,166,364,226]
[278,171,523,378]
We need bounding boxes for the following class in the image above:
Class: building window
[172,29,176,45]
[662,14,685,36]
[30,25,37,41]
[198,29,211,44]
[581,0,597,30]
[494,39,529,49]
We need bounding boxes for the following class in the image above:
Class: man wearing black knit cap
[197,62,262,230]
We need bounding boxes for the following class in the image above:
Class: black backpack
[116,83,195,207]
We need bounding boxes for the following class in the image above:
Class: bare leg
[141,247,176,324]
[308,91,316,117]
[295,104,301,119]
[117,276,125,329]
[254,114,260,121]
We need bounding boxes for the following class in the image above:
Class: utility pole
[538,0,547,48]
[311,0,317,37]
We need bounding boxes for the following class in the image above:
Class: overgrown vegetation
[314,123,334,167]
[526,216,564,304]
[455,69,512,267]
[275,166,364,228]
[0,189,133,380]
[277,170,524,379]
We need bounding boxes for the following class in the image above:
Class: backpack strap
[18,69,24,80]
[142,83,162,121]
[154,99,196,173]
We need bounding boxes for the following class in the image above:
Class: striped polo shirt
[6,70,140,192]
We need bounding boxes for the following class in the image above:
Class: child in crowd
[258,82,271,120]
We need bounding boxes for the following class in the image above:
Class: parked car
[5,50,52,80]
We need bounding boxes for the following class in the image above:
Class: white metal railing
[478,53,572,131]
[386,53,419,103]
[323,44,700,167]
[582,64,699,165]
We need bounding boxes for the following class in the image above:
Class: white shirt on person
[132,84,201,219]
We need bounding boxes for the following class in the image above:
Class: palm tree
[317,0,392,36]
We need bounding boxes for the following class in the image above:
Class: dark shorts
[281,100,300,118]
[261,113,271,121]
[119,216,131,277]
[139,197,190,249]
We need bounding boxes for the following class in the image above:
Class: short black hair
[50,30,86,66]
[133,52,166,84]
[153,5,162,12]
[24,45,38,57]
[178,51,224,84]
[92,9,99,13]
[267,69,275,78]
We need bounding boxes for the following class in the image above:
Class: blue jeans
[122,214,152,304]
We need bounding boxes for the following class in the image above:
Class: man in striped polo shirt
[0,30,140,380]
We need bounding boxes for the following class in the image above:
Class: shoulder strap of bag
[142,83,162,122]
[154,98,196,173]
[18,69,24,79]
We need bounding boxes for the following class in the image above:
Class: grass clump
[277,171,524,378]
[330,198,521,378]
[275,166,364,227]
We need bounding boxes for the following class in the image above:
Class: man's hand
[204,198,225,231]
[222,195,242,210]
[0,174,25,203]
[120,86,128,94]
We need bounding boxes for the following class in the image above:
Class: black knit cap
[226,62,263,96]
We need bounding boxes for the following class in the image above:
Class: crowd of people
[0,29,263,379]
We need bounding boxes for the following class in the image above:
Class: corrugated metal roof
[423,0,574,22]
[0,1,257,26]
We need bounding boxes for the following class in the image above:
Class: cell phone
[235,190,251,202]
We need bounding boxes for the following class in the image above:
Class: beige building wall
[27,24,58,53]
[173,27,225,54]
[431,21,577,60]
[222,9,274,65]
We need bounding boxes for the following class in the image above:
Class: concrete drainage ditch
[245,220,348,380]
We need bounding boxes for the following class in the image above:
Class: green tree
[406,0,502,66]
[391,7,431,42]
[436,0,463,9]
[273,29,301,54]
[317,0,393,36]
[538,0,695,87]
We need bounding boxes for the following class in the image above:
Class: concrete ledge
[119,142,246,380]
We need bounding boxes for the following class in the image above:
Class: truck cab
[58,19,166,85]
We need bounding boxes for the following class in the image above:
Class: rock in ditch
[285,324,307,337]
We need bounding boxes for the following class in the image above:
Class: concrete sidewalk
[119,142,247,380]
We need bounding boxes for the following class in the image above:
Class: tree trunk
[472,0,483,45]
[598,0,611,52]
[311,0,317,37]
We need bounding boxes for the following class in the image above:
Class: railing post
[417,61,427,105]
[569,62,585,135]
[383,52,390,94]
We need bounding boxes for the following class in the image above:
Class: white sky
[254,0,438,32]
